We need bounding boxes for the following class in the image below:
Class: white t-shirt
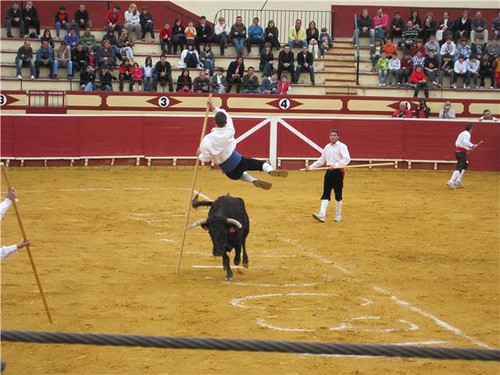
[199,108,236,165]
[309,141,351,169]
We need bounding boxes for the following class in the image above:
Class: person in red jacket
[392,101,413,118]
[106,4,123,35]
[277,75,291,94]
[409,64,429,98]
[159,22,172,54]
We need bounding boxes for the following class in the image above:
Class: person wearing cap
[106,4,123,35]
[446,123,479,189]
[54,4,70,38]
[54,40,74,79]
[1,188,31,260]
[196,15,212,53]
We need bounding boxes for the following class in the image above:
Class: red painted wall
[1,115,498,171]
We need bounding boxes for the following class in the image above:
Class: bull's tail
[192,192,213,208]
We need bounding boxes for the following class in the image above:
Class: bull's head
[188,216,242,256]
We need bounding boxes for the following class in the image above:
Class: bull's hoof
[225,275,233,281]
[223,264,227,271]
[234,258,241,266]
[243,262,249,269]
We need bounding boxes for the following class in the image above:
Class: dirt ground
[1,167,498,375]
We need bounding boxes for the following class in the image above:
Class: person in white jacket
[466,55,480,89]
[123,3,141,41]
[451,55,469,88]
[1,189,31,260]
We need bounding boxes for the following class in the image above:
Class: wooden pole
[176,94,213,273]
[1,163,53,323]
[300,162,395,171]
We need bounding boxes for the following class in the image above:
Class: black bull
[189,194,250,281]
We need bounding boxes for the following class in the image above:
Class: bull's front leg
[242,242,249,269]
[233,243,242,266]
[223,253,233,281]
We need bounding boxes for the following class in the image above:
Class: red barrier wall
[1,115,498,170]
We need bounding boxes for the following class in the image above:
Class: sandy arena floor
[1,167,499,375]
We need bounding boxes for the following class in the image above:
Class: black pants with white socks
[321,169,344,201]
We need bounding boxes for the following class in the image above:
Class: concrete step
[357,85,500,99]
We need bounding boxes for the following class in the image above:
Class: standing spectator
[64,27,80,50]
[176,68,192,92]
[454,10,471,42]
[230,16,247,58]
[193,70,211,93]
[470,11,488,44]
[259,43,274,77]
[35,40,54,78]
[139,6,154,41]
[171,19,185,55]
[425,34,440,55]
[410,64,429,98]
[439,101,456,119]
[195,16,212,52]
[436,11,453,43]
[439,53,455,87]
[40,28,55,48]
[200,44,214,76]
[413,99,431,118]
[154,54,173,92]
[387,53,400,87]
[184,20,197,46]
[99,64,114,91]
[79,64,95,91]
[227,56,245,93]
[72,42,89,72]
[211,67,227,94]
[295,45,315,85]
[142,56,154,92]
[456,38,471,61]
[123,3,141,42]
[213,16,229,55]
[130,62,143,91]
[22,1,40,38]
[408,9,422,38]
[479,52,494,89]
[389,11,405,41]
[73,4,91,35]
[392,101,413,118]
[105,4,123,35]
[277,44,295,82]
[319,27,333,58]
[373,8,389,41]
[246,17,265,55]
[353,9,375,47]
[159,22,172,54]
[467,55,480,89]
[241,66,259,93]
[376,51,389,87]
[261,71,278,94]
[452,55,469,88]
[96,39,116,68]
[422,12,437,43]
[289,19,307,48]
[117,29,135,62]
[306,21,320,58]
[54,40,73,79]
[265,20,280,51]
[424,49,439,86]
[440,37,457,59]
[492,11,500,40]
[118,58,133,91]
[54,5,70,39]
[479,109,499,122]
[399,20,419,55]
[398,52,413,87]
[446,123,478,189]
[5,2,24,38]
[369,38,384,73]
[80,27,97,52]
[15,40,35,79]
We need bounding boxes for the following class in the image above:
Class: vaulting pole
[300,162,395,171]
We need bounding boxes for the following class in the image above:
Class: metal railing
[213,9,335,46]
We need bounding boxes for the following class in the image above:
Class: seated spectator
[408,9,422,38]
[72,42,89,72]
[439,101,456,119]
[54,41,73,79]
[493,11,500,40]
[241,66,259,93]
[40,29,55,49]
[213,16,229,55]
[387,53,400,87]
[105,4,123,35]
[154,54,173,92]
[467,54,480,89]
[102,29,122,61]
[471,11,488,44]
[54,5,70,39]
[80,27,98,52]
[35,40,54,78]
[471,38,485,57]
[159,22,172,54]
[265,20,280,51]
[118,57,133,91]
[99,64,114,91]
[306,21,320,58]
[142,56,154,92]
[453,10,471,43]
[172,19,185,55]
[96,39,116,68]
[398,52,413,86]
[278,45,295,82]
[436,11,453,43]
[139,6,154,41]
[439,53,454,88]
[247,17,265,55]
[124,3,141,42]
[73,4,91,35]
[494,55,500,87]
[200,44,214,76]
[22,1,40,38]
[176,68,192,92]
[389,11,404,41]
[88,49,96,68]
[452,55,469,88]
[64,27,80,50]
[440,37,457,59]
[376,51,389,86]
[424,49,439,86]
[354,9,374,47]
[295,45,315,85]
[15,40,35,79]
[6,2,24,38]
[259,43,274,77]
[178,44,202,69]
[422,12,436,43]
[277,74,291,95]
[230,16,247,58]
[211,67,227,93]
[399,21,419,55]
[370,38,384,73]
[412,39,425,57]
[184,20,197,46]
[409,64,429,98]
[382,38,396,57]
[479,109,499,122]
[412,50,425,67]
[196,16,212,52]
[130,62,142,91]
[456,38,471,61]
[319,27,333,58]
[227,56,245,93]
[261,70,278,94]
[289,19,307,48]
[424,34,440,55]
[414,99,431,118]
[117,29,135,62]
[392,101,412,118]
[193,70,211,93]
[487,39,500,58]
[79,64,95,91]
[373,8,389,41]
[479,52,495,89]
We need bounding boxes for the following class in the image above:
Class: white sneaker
[446,181,455,190]
[455,180,463,188]
[312,213,325,222]
[334,215,342,222]
[17,75,22,79]
[30,75,35,80]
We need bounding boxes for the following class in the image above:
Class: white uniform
[0,198,18,260]
[198,108,236,165]
[309,141,351,169]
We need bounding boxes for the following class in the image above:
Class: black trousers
[455,151,468,171]
[225,157,265,180]
[321,169,344,201]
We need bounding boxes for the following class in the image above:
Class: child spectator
[456,38,472,62]
[130,62,143,91]
[73,4,91,35]
[64,27,80,50]
[387,53,400,87]
[139,6,154,41]
[398,52,413,87]
[105,4,123,35]
[118,57,133,91]
[277,74,291,94]
[265,20,280,51]
[159,23,172,54]
[200,44,214,76]
[412,50,426,67]
[452,55,469,89]
[172,19,185,54]
[382,38,396,57]
[79,64,95,91]
[411,39,425,56]
[376,51,389,86]
[241,66,259,93]
[184,20,197,46]
[370,38,384,73]
[193,70,211,93]
[211,67,227,93]
[88,49,96,68]
[467,55,480,89]
[424,34,439,55]
[54,5,70,39]
[319,27,333,58]
[142,56,154,91]
[176,68,192,92]
[261,70,278,94]
[410,64,429,98]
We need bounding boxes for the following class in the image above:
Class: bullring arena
[1,1,499,374]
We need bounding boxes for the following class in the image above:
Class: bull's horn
[226,218,242,229]
[187,219,207,230]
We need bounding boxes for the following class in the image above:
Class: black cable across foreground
[2,330,499,361]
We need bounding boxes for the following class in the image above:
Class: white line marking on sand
[255,318,314,332]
